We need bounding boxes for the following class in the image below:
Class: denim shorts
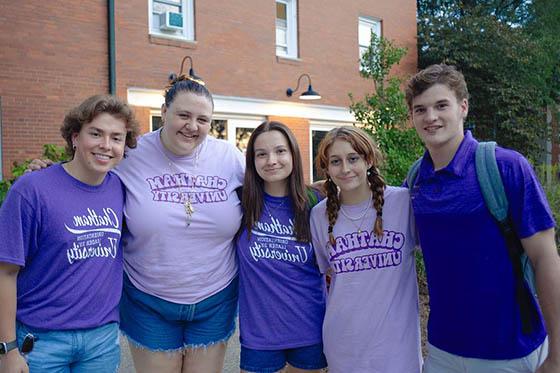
[16,321,120,373]
[119,274,238,352]
[240,343,327,373]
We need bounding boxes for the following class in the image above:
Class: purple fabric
[411,131,555,359]
[236,193,326,349]
[0,164,124,330]
[115,131,244,304]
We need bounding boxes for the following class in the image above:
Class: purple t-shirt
[0,164,124,330]
[411,131,555,359]
[236,193,326,349]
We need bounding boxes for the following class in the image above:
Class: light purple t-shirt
[0,164,124,330]
[236,193,326,349]
[115,130,245,303]
[310,186,422,373]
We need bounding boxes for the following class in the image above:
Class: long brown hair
[242,121,311,242]
[315,126,385,245]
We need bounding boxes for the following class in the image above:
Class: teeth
[94,154,111,160]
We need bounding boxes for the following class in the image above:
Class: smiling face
[326,139,371,201]
[253,130,293,196]
[70,112,127,185]
[411,83,468,155]
[160,91,213,155]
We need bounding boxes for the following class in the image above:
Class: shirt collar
[417,131,477,182]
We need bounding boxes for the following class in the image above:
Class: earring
[72,143,76,150]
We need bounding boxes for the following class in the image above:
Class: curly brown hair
[60,95,140,157]
[315,126,385,245]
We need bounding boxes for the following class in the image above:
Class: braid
[325,177,340,246]
[368,167,386,238]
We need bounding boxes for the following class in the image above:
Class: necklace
[157,130,204,228]
[263,196,287,222]
[339,196,372,234]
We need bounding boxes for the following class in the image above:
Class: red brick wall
[0,1,109,176]
[115,0,417,106]
[1,0,417,177]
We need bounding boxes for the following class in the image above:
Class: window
[150,112,163,131]
[210,118,263,154]
[309,124,338,182]
[276,0,298,58]
[149,0,194,40]
[358,17,381,64]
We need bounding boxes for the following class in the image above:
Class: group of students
[0,63,558,373]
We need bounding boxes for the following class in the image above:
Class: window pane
[153,3,181,14]
[151,116,163,131]
[312,130,328,181]
[359,22,373,47]
[276,2,287,21]
[210,120,227,139]
[276,23,287,47]
[236,127,254,154]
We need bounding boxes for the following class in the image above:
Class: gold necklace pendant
[184,199,195,227]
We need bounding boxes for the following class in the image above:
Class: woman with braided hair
[310,126,421,373]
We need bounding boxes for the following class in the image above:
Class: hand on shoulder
[24,159,53,173]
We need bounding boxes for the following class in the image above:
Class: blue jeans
[16,321,120,373]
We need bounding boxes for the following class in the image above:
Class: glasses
[21,333,36,354]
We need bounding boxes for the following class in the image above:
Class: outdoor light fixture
[174,55,205,86]
[286,73,321,100]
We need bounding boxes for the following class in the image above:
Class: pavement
[118,321,240,373]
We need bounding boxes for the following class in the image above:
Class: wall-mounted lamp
[169,55,205,86]
[286,73,321,100]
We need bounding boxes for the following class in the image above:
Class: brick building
[0,0,417,181]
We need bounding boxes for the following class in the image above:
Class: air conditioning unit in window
[159,11,183,31]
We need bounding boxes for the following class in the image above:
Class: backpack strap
[475,141,538,334]
[406,157,423,188]
[475,142,508,221]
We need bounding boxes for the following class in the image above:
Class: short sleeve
[498,149,555,239]
[0,183,38,267]
[310,204,330,274]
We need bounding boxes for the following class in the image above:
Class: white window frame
[150,110,163,131]
[211,115,265,153]
[309,122,343,182]
[358,16,381,67]
[148,0,195,41]
[276,0,298,58]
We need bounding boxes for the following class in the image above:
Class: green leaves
[0,144,68,206]
[350,34,424,185]
[417,0,560,161]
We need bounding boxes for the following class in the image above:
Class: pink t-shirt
[310,186,422,373]
[115,130,245,303]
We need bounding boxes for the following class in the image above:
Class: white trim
[149,110,162,131]
[358,16,382,67]
[127,88,356,123]
[308,123,341,181]
[149,0,194,41]
[276,0,298,58]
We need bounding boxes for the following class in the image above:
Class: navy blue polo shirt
[411,131,555,359]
